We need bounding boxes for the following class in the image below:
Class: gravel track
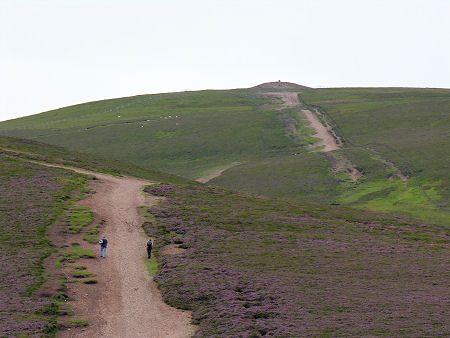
[41,166,196,338]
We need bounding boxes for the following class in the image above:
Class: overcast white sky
[1,0,449,122]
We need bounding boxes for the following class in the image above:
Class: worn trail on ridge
[41,165,196,337]
[268,92,341,151]
[267,92,363,181]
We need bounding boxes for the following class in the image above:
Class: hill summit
[253,81,310,89]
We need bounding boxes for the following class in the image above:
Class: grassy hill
[0,85,449,225]
[300,88,450,224]
[1,137,448,336]
[0,89,300,178]
[0,136,191,184]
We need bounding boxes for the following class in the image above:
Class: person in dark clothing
[147,239,153,259]
[99,236,108,258]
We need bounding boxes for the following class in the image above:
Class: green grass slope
[301,88,450,224]
[1,85,449,225]
[0,85,340,204]
[0,136,192,184]
[0,89,303,178]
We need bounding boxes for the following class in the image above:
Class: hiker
[147,239,153,259]
[99,236,108,258]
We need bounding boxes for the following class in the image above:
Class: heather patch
[0,155,88,336]
[145,184,449,337]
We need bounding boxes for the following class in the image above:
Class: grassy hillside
[0,136,192,184]
[0,87,344,205]
[209,153,341,203]
[0,89,302,178]
[1,85,449,226]
[301,88,450,224]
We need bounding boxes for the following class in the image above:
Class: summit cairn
[252,81,310,90]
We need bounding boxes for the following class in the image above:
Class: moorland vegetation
[0,137,190,335]
[0,83,449,336]
[0,153,88,335]
[144,183,448,336]
[1,85,448,225]
[300,87,450,224]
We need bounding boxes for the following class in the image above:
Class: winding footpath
[44,166,195,337]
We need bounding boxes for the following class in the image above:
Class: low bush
[82,279,98,284]
[71,270,95,278]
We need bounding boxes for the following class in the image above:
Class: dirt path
[37,165,196,337]
[266,92,300,108]
[266,92,340,151]
[196,163,239,183]
[386,161,408,182]
[300,109,341,152]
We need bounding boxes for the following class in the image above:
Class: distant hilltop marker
[253,81,310,90]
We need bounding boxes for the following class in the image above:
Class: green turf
[82,225,100,244]
[65,204,93,234]
[144,257,159,278]
[0,135,192,184]
[56,247,96,266]
[1,86,449,225]
[210,153,342,203]
[301,87,450,224]
[0,90,304,178]
[71,270,95,278]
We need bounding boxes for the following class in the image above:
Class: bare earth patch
[301,109,341,152]
[266,92,300,108]
[327,154,364,182]
[386,161,408,182]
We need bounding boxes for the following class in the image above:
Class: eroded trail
[51,168,195,337]
[267,92,341,151]
[300,109,341,152]
[267,92,362,181]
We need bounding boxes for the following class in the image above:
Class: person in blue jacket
[99,236,108,258]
